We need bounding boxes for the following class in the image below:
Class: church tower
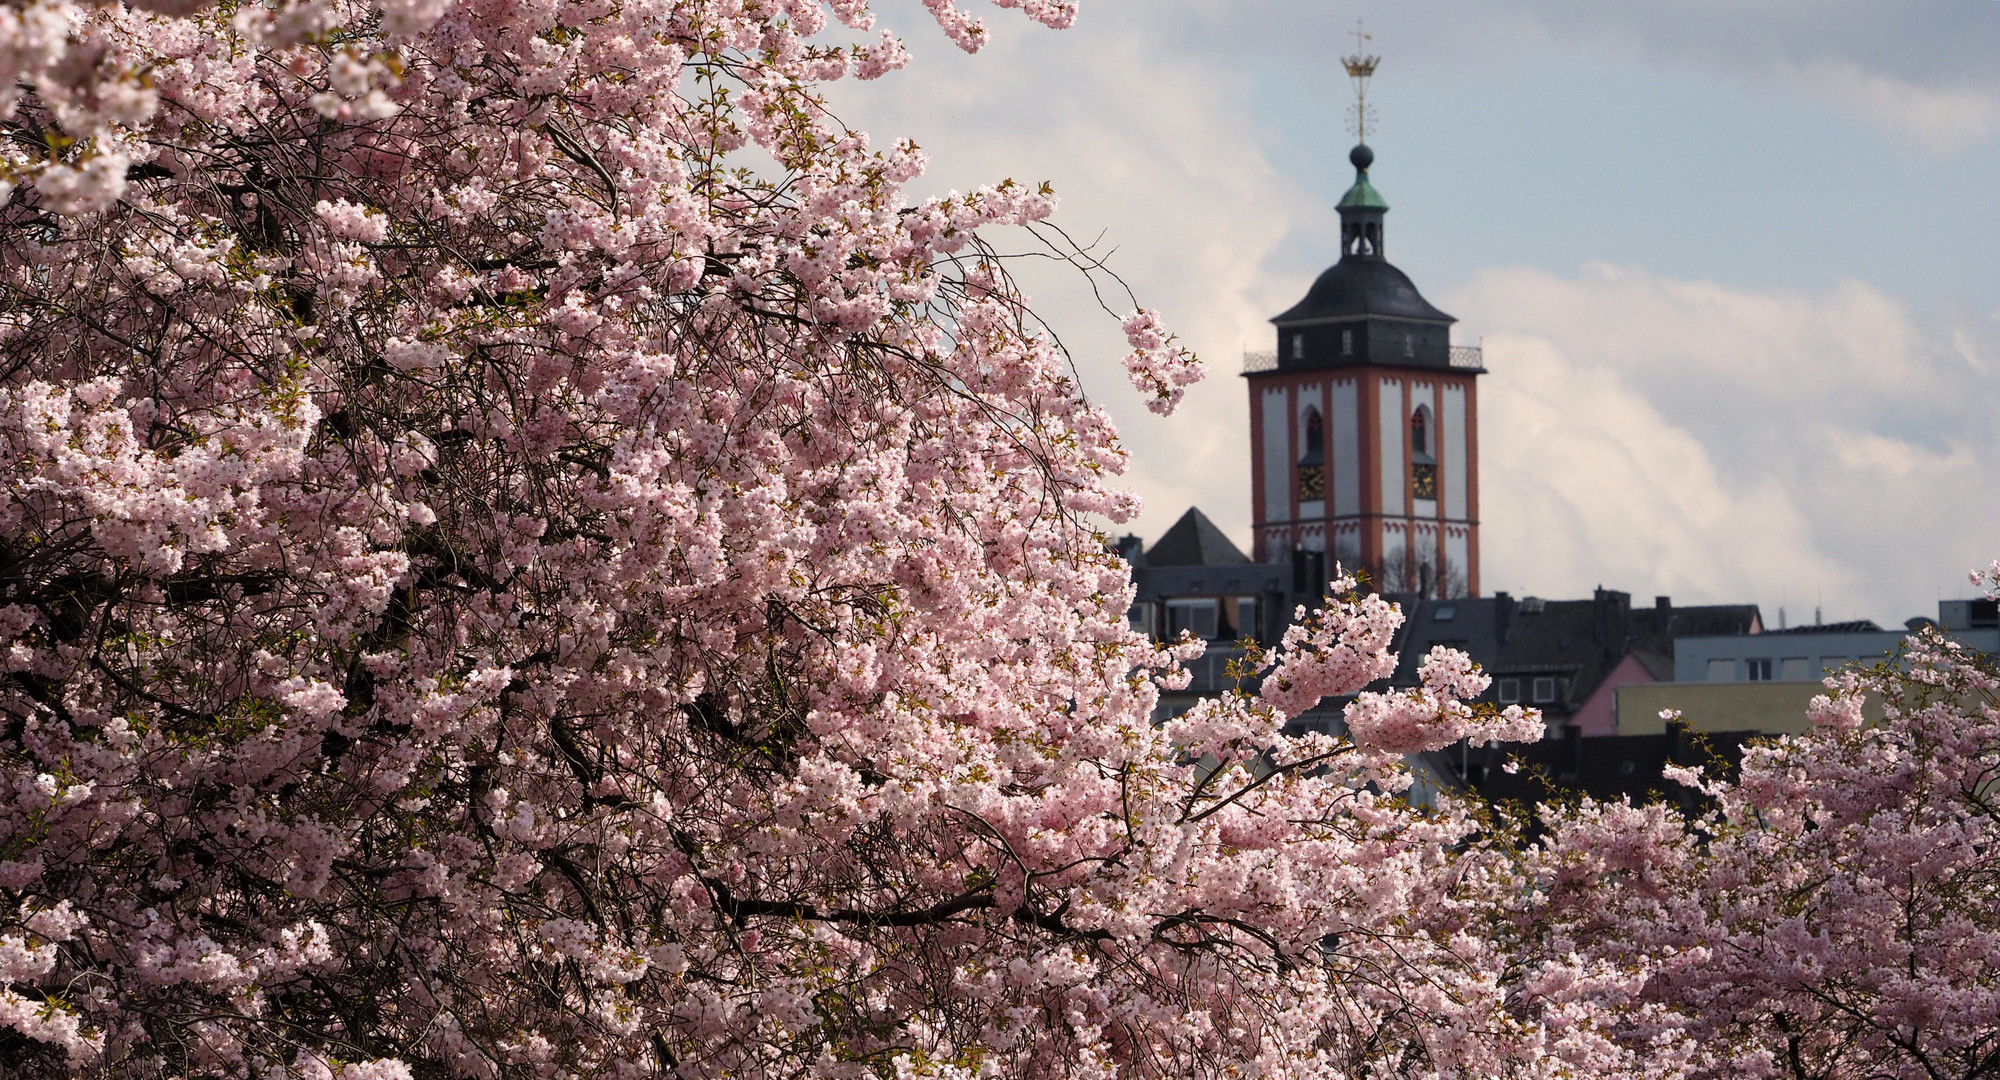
[1245,43,1482,599]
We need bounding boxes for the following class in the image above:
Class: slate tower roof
[1270,143,1458,371]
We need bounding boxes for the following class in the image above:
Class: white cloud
[1781,60,2000,154]
[1452,266,2000,624]
[1475,329,1858,612]
[1833,431,1973,477]
[824,17,1328,553]
[819,9,2000,626]
[1450,263,1925,402]
[1172,1,2000,155]
[1452,1,2000,155]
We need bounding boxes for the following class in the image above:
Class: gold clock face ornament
[1299,464,1326,500]
[1412,463,1436,501]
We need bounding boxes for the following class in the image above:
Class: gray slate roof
[1147,507,1250,567]
[1389,592,1762,717]
[1271,258,1454,326]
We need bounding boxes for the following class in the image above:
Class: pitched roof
[1633,604,1764,640]
[1388,594,1764,717]
[1146,507,1250,567]
[1762,619,1883,635]
[1431,727,1764,808]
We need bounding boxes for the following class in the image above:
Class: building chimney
[1593,588,1630,655]
[1292,549,1326,602]
[1667,714,1692,766]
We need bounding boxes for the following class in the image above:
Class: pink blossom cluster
[1503,629,2000,1078]
[1119,308,1204,415]
[1344,644,1544,757]
[0,2,1682,1079]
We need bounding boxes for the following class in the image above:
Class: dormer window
[1291,333,1304,361]
[1341,329,1354,356]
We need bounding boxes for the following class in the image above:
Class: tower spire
[1254,27,1481,599]
[1342,20,1379,144]
[1335,27,1387,260]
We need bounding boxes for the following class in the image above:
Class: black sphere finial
[1349,143,1374,171]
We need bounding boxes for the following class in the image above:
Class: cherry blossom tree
[1517,627,2000,1080]
[0,3,1579,1079]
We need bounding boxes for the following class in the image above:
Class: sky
[823,0,2000,628]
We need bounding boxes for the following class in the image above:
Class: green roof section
[1337,171,1388,211]
[1337,143,1388,210]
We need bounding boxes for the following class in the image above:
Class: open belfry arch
[1244,31,1483,599]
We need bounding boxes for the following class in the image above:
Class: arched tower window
[1410,404,1437,503]
[1298,407,1325,503]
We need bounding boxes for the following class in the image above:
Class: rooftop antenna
[1342,20,1380,143]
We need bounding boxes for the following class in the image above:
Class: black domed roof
[1272,143,1456,329]
[1272,257,1453,326]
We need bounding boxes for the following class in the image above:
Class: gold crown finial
[1341,20,1380,143]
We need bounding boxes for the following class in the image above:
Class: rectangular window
[1532,677,1558,704]
[1291,333,1304,361]
[1236,598,1260,644]
[1341,329,1354,355]
[1707,659,1736,682]
[1166,598,1218,641]
[1746,658,1773,682]
[1780,657,1811,681]
[1820,656,1850,674]
[1497,678,1520,704]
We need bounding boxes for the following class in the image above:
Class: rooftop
[1760,619,1885,635]
[1270,258,1454,326]
[1146,507,1250,568]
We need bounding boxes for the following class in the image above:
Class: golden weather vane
[1341,20,1380,143]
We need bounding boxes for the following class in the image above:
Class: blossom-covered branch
[0,3,1569,1079]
